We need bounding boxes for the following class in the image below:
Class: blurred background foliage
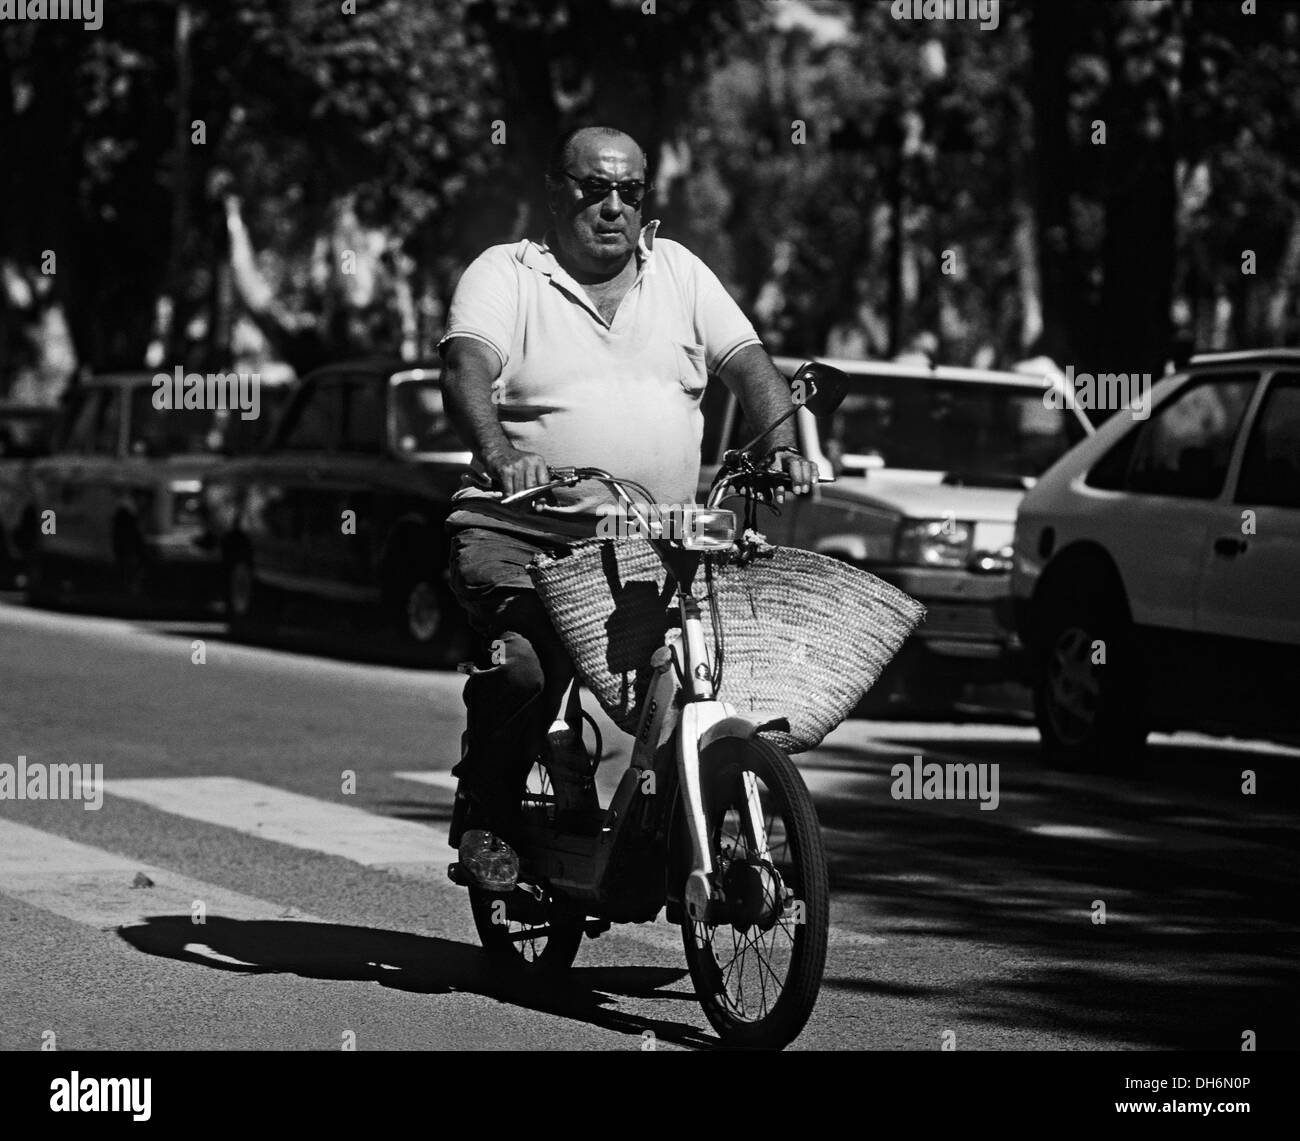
[3,0,1300,402]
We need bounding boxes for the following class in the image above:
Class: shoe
[457,829,519,892]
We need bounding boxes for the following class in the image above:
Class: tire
[225,545,283,640]
[466,755,584,975]
[385,557,459,666]
[0,525,18,590]
[1031,582,1148,770]
[680,735,829,1049]
[112,523,150,603]
[23,539,63,609]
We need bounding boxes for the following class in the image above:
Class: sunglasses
[559,170,652,208]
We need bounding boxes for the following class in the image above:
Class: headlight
[681,508,737,551]
[970,544,1015,574]
[895,517,973,568]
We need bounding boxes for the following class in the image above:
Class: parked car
[22,372,268,606]
[0,402,60,586]
[203,358,474,664]
[701,355,1094,710]
[1013,350,1300,766]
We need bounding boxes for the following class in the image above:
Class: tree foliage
[3,0,1300,399]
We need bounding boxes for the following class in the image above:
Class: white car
[1012,350,1300,765]
[702,356,1093,710]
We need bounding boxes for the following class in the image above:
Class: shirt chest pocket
[675,341,709,397]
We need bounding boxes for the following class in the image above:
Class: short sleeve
[437,247,519,368]
[688,254,763,374]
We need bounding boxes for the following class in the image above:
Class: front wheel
[225,546,283,639]
[681,735,829,1049]
[23,535,64,609]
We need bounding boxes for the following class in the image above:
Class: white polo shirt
[438,221,761,520]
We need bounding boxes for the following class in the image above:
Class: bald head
[547,126,646,181]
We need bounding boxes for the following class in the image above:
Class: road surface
[1,598,1297,1050]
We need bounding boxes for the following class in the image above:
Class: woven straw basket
[529,538,926,753]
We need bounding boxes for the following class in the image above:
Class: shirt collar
[521,220,661,278]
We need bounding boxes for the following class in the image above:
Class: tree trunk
[1029,0,1079,363]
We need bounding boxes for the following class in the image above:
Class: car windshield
[128,388,237,456]
[817,376,1083,483]
[391,380,465,454]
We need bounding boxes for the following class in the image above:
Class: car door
[1083,371,1259,636]
[251,376,343,589]
[44,388,104,561]
[312,371,384,598]
[82,384,126,564]
[1197,370,1300,650]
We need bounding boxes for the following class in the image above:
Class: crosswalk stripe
[0,819,320,932]
[393,771,459,793]
[104,777,442,869]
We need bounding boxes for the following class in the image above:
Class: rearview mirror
[790,361,848,418]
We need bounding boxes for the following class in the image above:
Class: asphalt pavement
[1,597,1297,1051]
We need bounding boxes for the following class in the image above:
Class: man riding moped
[438,125,817,892]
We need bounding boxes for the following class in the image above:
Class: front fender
[698,713,791,752]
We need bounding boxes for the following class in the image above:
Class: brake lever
[498,467,584,507]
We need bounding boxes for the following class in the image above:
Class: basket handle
[599,540,678,610]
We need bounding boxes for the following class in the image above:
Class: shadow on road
[117,915,711,1048]
[799,729,1300,1048]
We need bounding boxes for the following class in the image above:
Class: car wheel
[226,547,282,639]
[1032,582,1148,770]
[386,561,462,667]
[23,540,63,609]
[0,524,16,589]
[113,524,150,603]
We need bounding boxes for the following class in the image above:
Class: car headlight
[895,517,973,568]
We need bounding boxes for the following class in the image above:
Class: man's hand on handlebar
[484,445,549,497]
[773,451,819,501]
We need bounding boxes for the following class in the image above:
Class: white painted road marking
[104,776,441,869]
[0,819,318,931]
[392,770,459,793]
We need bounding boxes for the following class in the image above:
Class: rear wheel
[384,554,461,666]
[681,735,829,1049]
[1032,583,1148,770]
[467,756,584,975]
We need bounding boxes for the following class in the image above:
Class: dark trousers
[446,526,574,843]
